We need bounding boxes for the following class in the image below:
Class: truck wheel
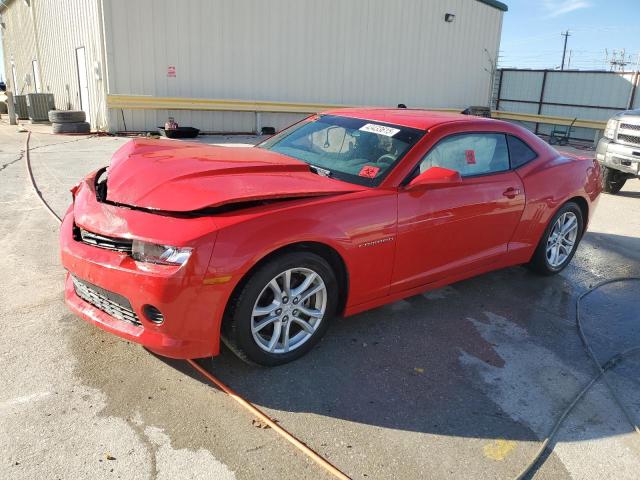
[52,122,91,134]
[48,110,86,123]
[601,166,626,194]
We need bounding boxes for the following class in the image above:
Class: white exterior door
[75,47,90,121]
[11,64,18,93]
[32,60,42,93]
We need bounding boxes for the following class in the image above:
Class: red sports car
[60,109,601,365]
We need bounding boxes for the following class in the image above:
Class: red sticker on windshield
[465,150,476,164]
[359,165,381,178]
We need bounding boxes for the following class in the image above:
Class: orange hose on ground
[23,129,350,480]
[187,359,351,480]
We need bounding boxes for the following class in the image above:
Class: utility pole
[560,30,571,70]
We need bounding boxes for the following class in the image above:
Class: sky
[0,0,639,82]
[499,0,640,70]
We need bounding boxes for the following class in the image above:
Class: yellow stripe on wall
[106,94,606,130]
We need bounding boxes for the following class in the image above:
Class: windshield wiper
[308,164,332,177]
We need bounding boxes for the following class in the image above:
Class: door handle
[502,187,521,199]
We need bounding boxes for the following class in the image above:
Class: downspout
[28,0,44,94]
[97,0,111,131]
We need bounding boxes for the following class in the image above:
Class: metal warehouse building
[1,0,507,133]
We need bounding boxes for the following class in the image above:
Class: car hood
[102,139,363,212]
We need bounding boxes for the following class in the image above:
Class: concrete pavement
[1,122,639,479]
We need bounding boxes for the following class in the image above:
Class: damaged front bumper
[60,176,231,359]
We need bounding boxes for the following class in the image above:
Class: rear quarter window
[507,135,538,168]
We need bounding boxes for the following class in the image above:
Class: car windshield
[258,114,424,186]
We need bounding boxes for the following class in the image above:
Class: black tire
[52,121,91,134]
[548,136,558,145]
[223,252,338,366]
[528,201,584,275]
[48,110,86,123]
[601,166,627,194]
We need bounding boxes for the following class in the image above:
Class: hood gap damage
[93,166,344,218]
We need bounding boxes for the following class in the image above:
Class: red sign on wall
[167,66,176,78]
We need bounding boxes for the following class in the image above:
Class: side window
[418,133,509,177]
[507,135,537,168]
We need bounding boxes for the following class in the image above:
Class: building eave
[476,0,508,12]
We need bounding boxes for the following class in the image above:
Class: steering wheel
[376,154,396,166]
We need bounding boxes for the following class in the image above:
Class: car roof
[321,107,495,131]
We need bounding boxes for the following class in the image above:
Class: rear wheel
[223,252,338,366]
[528,202,584,275]
[601,166,627,194]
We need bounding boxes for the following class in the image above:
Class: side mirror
[407,166,462,189]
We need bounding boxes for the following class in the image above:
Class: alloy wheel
[546,211,579,268]
[251,268,327,354]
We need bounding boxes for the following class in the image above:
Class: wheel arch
[527,195,589,264]
[567,195,589,235]
[221,241,350,333]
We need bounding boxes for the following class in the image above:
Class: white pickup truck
[596,109,640,193]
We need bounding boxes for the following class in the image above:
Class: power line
[607,49,632,71]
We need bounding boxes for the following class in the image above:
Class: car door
[391,132,525,293]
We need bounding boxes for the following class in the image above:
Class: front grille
[73,225,133,254]
[72,276,142,326]
[620,123,640,131]
[617,133,640,146]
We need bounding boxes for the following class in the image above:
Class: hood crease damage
[92,139,364,216]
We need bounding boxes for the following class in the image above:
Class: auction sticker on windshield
[359,123,401,137]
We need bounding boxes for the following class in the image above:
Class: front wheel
[223,252,338,366]
[528,202,584,275]
[601,166,627,194]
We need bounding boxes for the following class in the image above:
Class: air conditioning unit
[13,95,29,119]
[26,93,55,122]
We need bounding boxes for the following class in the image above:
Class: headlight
[604,119,617,139]
[131,240,192,266]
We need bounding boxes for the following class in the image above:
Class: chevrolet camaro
[61,109,601,365]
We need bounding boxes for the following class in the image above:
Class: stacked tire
[48,110,90,134]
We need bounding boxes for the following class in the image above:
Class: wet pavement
[1,122,639,479]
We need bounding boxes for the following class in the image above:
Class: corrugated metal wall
[103,0,504,132]
[3,0,504,133]
[0,0,108,129]
[1,0,39,95]
[495,69,640,141]
[32,0,108,129]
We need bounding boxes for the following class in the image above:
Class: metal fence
[493,69,640,141]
